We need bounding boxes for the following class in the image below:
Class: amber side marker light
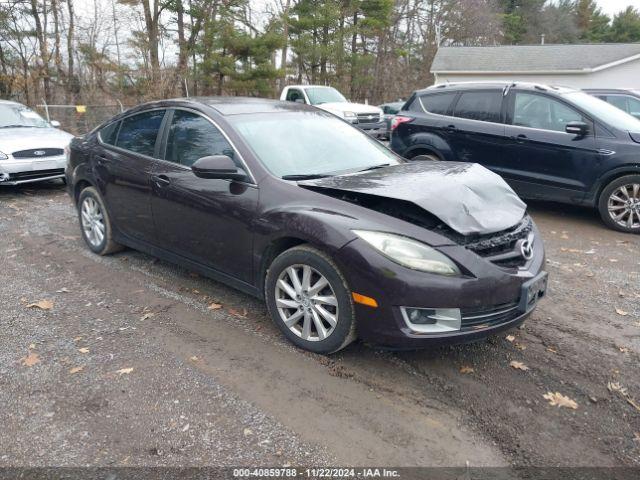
[352,292,378,308]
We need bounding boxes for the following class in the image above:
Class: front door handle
[151,174,171,187]
[445,124,457,132]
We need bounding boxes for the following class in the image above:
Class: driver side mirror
[565,121,589,137]
[50,120,61,128]
[192,155,247,181]
[294,98,305,104]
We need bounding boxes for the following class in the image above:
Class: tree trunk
[350,10,358,100]
[279,0,291,90]
[142,0,160,81]
[51,0,64,82]
[176,0,188,95]
[66,0,76,105]
[30,0,52,103]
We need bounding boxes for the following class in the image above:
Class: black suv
[390,82,640,233]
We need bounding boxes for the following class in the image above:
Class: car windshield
[562,91,640,132]
[0,103,50,128]
[304,87,347,105]
[229,111,402,178]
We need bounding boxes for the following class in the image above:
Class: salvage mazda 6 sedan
[66,97,547,353]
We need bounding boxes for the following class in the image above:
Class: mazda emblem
[33,150,46,156]
[517,234,535,260]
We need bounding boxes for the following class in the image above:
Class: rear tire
[265,245,356,354]
[77,186,123,255]
[598,175,640,233]
[411,153,441,162]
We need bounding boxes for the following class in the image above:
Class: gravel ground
[0,181,639,469]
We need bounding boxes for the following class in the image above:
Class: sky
[596,0,640,16]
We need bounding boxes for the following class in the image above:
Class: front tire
[265,245,356,354]
[77,186,123,255]
[598,175,640,233]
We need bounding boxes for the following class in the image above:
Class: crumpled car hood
[299,161,527,236]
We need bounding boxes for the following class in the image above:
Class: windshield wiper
[358,163,391,172]
[0,124,30,129]
[281,173,333,181]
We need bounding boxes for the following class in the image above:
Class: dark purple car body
[66,97,547,352]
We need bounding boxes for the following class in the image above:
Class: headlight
[343,111,357,118]
[0,151,7,160]
[353,230,461,276]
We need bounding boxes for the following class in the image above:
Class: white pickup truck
[280,85,385,137]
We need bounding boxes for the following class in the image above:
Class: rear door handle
[151,174,171,187]
[510,134,528,144]
[445,124,457,132]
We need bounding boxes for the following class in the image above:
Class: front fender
[252,206,360,287]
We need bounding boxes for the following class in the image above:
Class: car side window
[512,93,583,133]
[99,121,120,145]
[606,95,629,112]
[165,110,236,167]
[416,93,457,115]
[116,110,165,156]
[286,89,305,103]
[453,91,503,123]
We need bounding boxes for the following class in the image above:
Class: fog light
[401,307,461,334]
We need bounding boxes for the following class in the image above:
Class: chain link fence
[34,104,134,136]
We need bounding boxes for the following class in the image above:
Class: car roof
[0,99,21,106]
[417,82,577,95]
[120,96,318,117]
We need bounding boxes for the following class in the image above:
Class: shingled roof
[431,43,640,73]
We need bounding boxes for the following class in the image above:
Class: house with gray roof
[431,43,640,89]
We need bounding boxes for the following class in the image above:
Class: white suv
[0,100,73,185]
[280,85,385,137]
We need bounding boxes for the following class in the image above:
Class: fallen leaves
[459,366,474,374]
[207,302,222,311]
[608,381,640,413]
[509,361,529,371]
[505,335,516,342]
[78,347,90,354]
[69,366,84,374]
[26,299,54,310]
[115,367,134,375]
[21,351,40,367]
[140,312,155,321]
[543,392,578,409]
[228,307,248,318]
[615,308,629,316]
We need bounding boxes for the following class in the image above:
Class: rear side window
[415,93,457,115]
[99,121,119,145]
[453,91,503,123]
[165,110,236,167]
[116,110,165,157]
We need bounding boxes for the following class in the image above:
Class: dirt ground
[0,181,638,469]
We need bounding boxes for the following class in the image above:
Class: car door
[504,90,599,202]
[447,89,508,169]
[93,109,166,241]
[399,91,459,158]
[150,108,258,284]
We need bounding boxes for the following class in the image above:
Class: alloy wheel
[607,183,640,230]
[275,264,339,342]
[80,196,105,248]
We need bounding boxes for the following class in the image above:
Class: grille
[356,113,381,124]
[436,216,533,270]
[12,148,64,158]
[461,301,520,330]
[9,168,65,180]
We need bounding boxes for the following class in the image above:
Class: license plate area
[518,272,548,313]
